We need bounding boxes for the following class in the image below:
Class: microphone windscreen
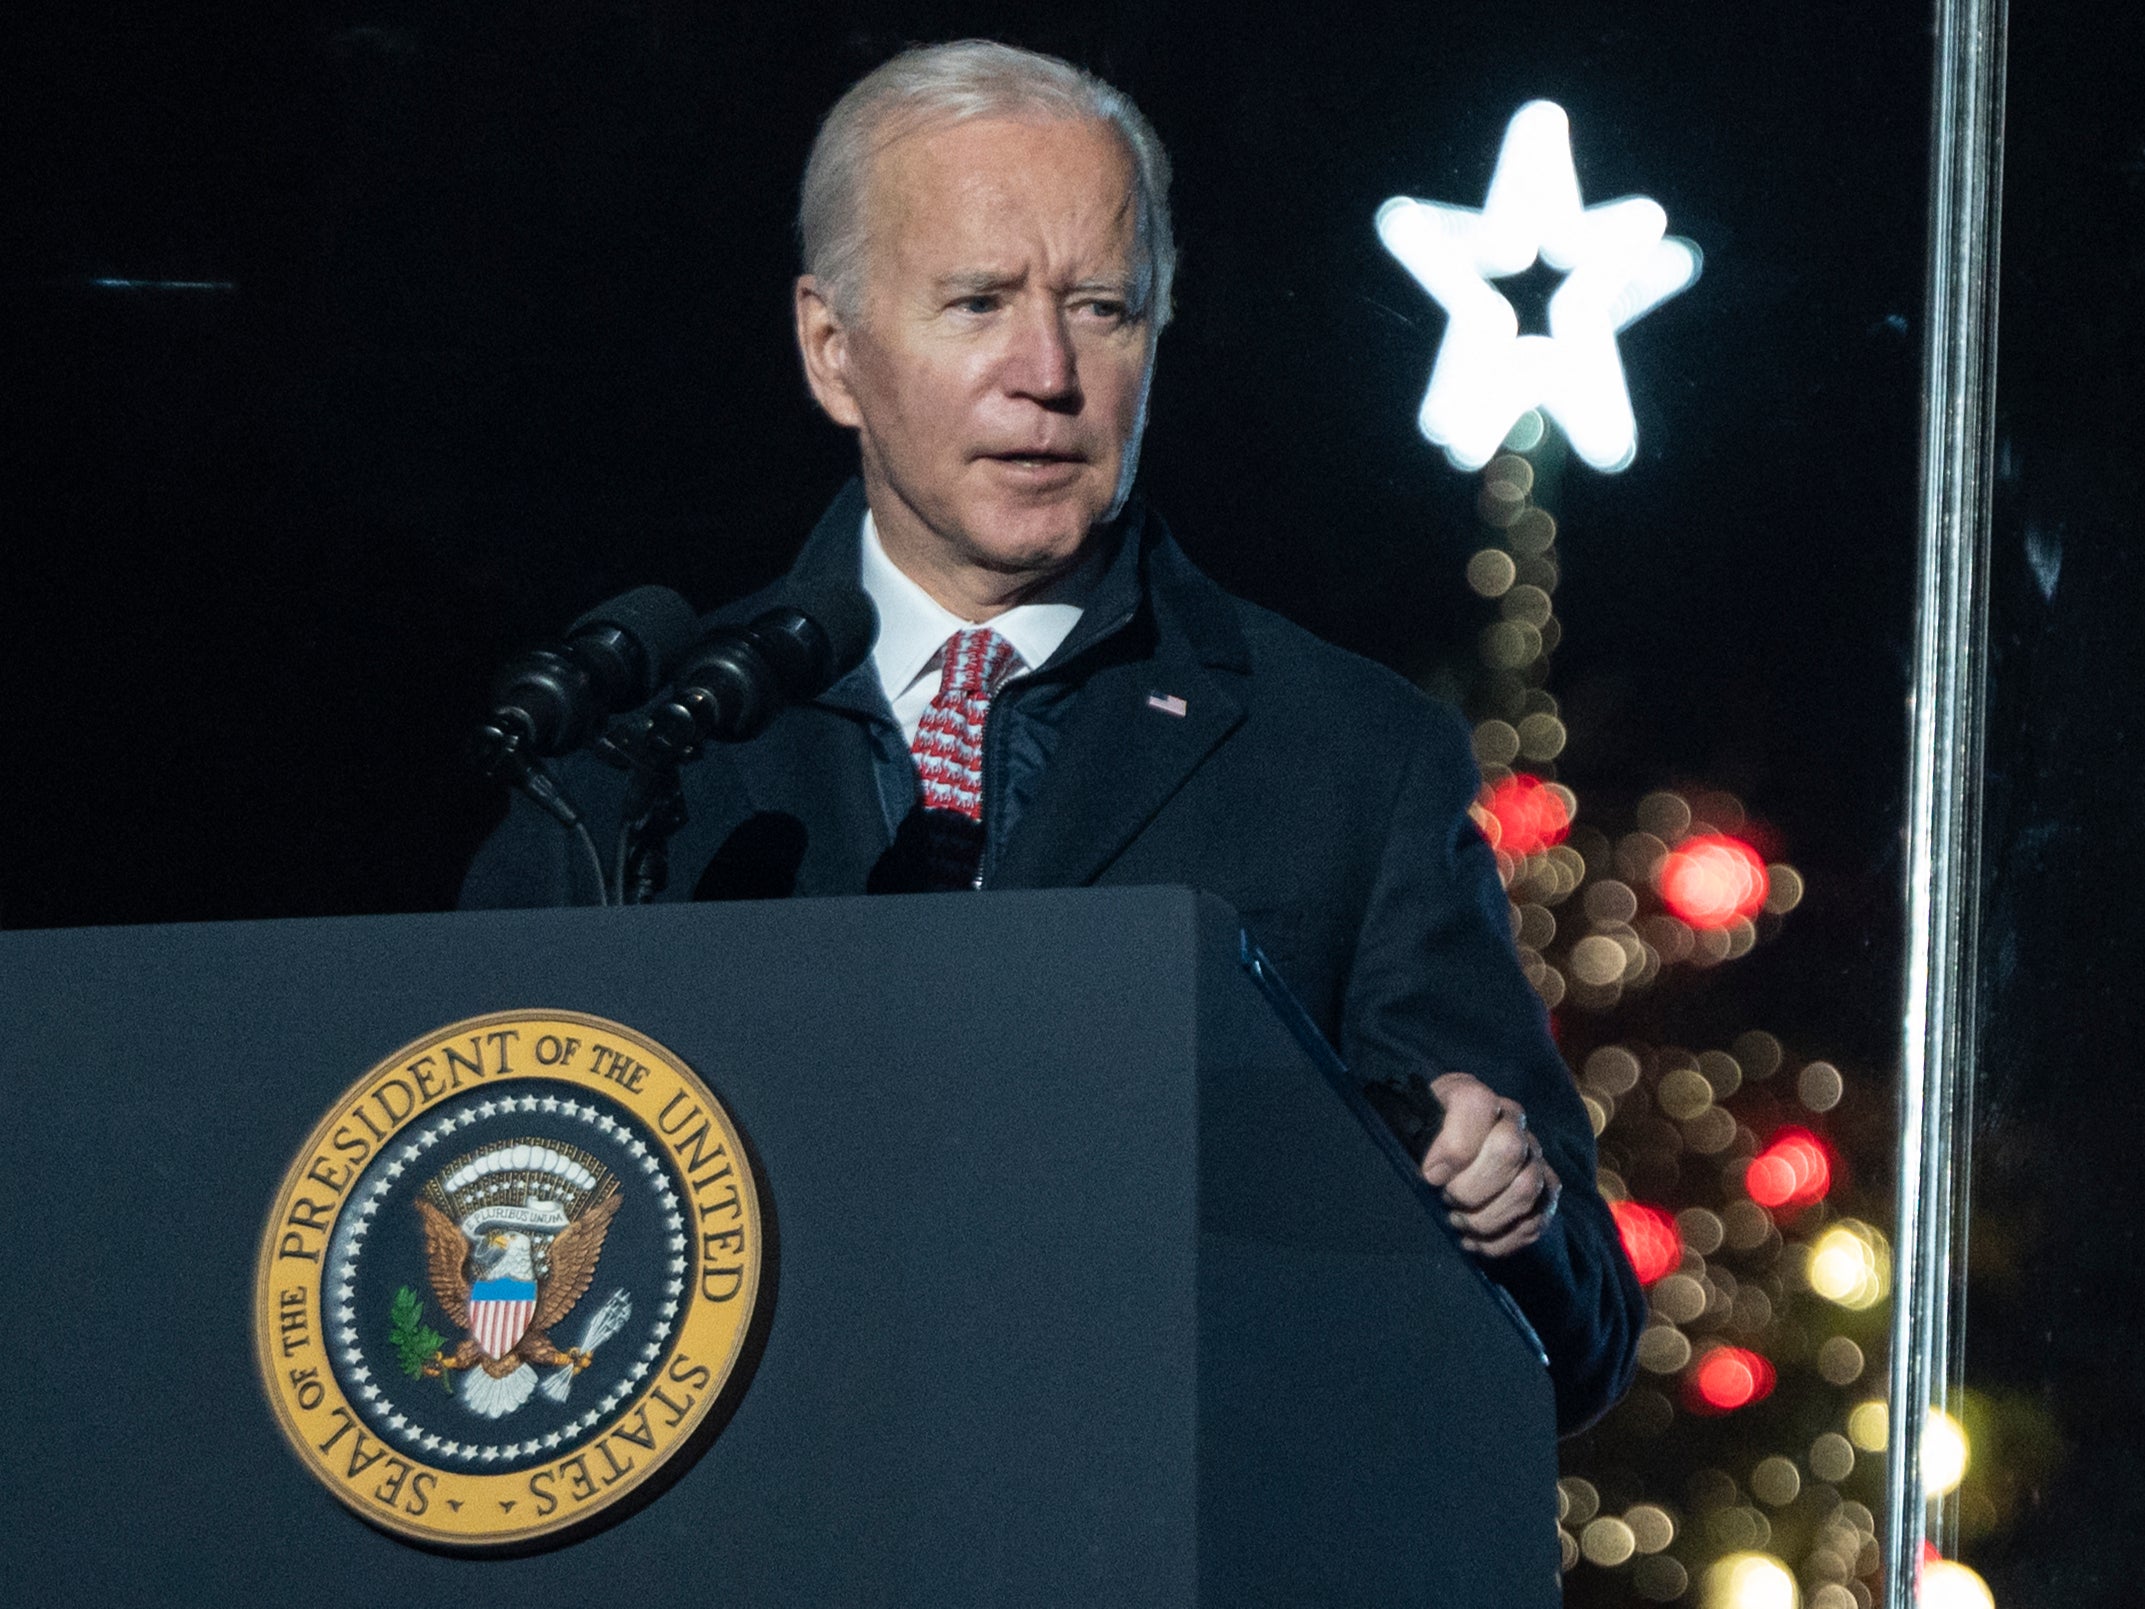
[569,585,700,699]
[794,586,879,682]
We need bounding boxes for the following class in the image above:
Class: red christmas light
[1688,1345,1777,1413]
[1480,775,1570,857]
[1610,1200,1683,1286]
[1658,833,1769,928]
[1746,1126,1834,1211]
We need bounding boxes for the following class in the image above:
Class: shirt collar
[859,511,1100,696]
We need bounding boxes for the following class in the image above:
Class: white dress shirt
[859,512,1100,745]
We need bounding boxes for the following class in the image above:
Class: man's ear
[794,276,863,429]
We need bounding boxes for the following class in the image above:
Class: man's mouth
[983,449,1085,467]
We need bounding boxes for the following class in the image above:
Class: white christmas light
[1376,100,1701,472]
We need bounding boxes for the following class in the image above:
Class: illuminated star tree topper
[1377,100,1701,473]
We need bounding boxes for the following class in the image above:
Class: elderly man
[464,39,1642,1430]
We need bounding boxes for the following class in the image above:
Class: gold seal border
[252,1009,763,1549]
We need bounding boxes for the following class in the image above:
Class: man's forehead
[863,113,1140,253]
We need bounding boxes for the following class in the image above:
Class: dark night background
[4,0,2136,1594]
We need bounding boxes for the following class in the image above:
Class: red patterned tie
[910,627,1021,887]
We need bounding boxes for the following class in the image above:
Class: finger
[1463,1216,1549,1258]
[1450,1151,1545,1238]
[1418,1078,1501,1187]
[1442,1118,1535,1210]
[1459,1164,1562,1258]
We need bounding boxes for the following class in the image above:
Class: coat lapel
[990,655,1244,888]
[989,519,1252,890]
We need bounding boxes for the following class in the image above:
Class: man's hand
[1418,1071,1562,1258]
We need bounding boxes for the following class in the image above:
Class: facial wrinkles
[833,116,1156,602]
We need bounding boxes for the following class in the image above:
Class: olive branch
[387,1285,449,1387]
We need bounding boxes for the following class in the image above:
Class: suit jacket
[463,480,1645,1430]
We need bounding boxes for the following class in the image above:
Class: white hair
[798,40,1176,330]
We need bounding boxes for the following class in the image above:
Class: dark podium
[0,888,1556,1607]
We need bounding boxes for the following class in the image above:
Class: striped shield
[468,1277,538,1360]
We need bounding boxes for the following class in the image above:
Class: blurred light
[1720,1198,1774,1251]
[1689,1346,1777,1413]
[1636,790,1693,840]
[1517,711,1568,760]
[1480,620,1542,668]
[1559,1476,1601,1525]
[1765,862,1806,913]
[1701,1551,1798,1609]
[1558,1527,1580,1571]
[1923,1407,1970,1498]
[1728,1282,1772,1328]
[1482,774,1571,855]
[1750,1456,1801,1508]
[1660,834,1771,928]
[1516,902,1557,951]
[1706,1504,1771,1552]
[1485,451,1537,496]
[1502,582,1554,626]
[1374,101,1701,472]
[1699,1049,1745,1098]
[1637,1324,1694,1374]
[1614,1200,1685,1284]
[1477,479,1528,526]
[1516,550,1560,590]
[1625,1503,1675,1554]
[1585,1044,1644,1095]
[1580,1515,1637,1566]
[1504,408,1547,451]
[1572,933,1627,986]
[1686,1106,1738,1155]
[1807,1222,1890,1310]
[1816,1336,1866,1385]
[1641,911,1695,962]
[1747,1127,1834,1209]
[1658,1065,1715,1121]
[1920,1559,1994,1609]
[1509,506,1558,554]
[1584,877,1640,925]
[1467,548,1518,597]
[1810,1431,1858,1482]
[1473,718,1523,766]
[1847,1400,1890,1452]
[1734,1029,1786,1079]
[1799,1060,1846,1112]
[1677,1206,1726,1255]
[1634,1555,1690,1602]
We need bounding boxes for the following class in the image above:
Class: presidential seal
[253,1011,764,1549]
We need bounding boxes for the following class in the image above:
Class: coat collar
[766,481,1256,890]
[987,500,1254,889]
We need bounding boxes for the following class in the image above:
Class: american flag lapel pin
[1146,691,1189,717]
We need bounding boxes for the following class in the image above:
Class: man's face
[796,115,1156,603]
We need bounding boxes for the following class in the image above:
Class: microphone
[472,585,700,813]
[639,587,878,752]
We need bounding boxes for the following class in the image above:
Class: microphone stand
[594,706,699,906]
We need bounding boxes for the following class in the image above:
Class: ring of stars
[328,1089,687,1466]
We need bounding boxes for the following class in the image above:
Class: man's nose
[1000,301,1081,407]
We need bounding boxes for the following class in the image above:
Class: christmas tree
[1452,420,1980,1608]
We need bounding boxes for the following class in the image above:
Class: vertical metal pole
[1886,0,2006,1601]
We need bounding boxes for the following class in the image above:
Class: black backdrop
[6,1,1927,1023]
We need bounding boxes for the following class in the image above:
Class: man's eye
[1079,299,1129,323]
[953,295,998,314]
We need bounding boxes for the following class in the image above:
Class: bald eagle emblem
[414,1138,631,1419]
